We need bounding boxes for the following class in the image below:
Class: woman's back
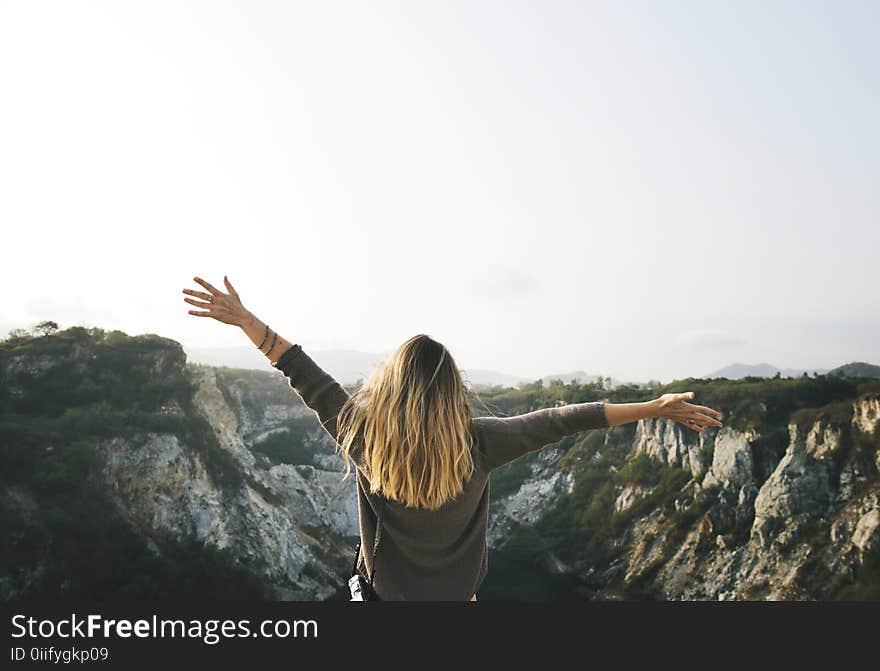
[272,343,607,600]
[352,443,491,600]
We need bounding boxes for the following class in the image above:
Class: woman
[183,275,724,601]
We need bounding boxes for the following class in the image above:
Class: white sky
[1,0,877,382]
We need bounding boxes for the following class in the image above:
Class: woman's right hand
[654,391,723,434]
[182,275,253,328]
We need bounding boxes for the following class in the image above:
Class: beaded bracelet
[257,324,270,350]
[265,331,278,356]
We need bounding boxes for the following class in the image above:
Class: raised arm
[473,393,723,471]
[473,401,608,470]
[183,275,350,442]
[603,392,723,433]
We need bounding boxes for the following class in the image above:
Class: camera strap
[350,494,386,590]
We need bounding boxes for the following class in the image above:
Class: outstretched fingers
[690,411,723,427]
[193,276,222,295]
[680,420,705,433]
[223,275,240,298]
[692,403,723,418]
[182,288,212,301]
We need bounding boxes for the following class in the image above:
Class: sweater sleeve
[271,344,351,444]
[472,401,608,470]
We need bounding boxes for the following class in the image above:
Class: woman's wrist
[238,312,295,366]
[239,311,258,330]
[603,399,661,427]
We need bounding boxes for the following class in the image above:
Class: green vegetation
[615,452,657,486]
[470,367,861,438]
[213,366,307,418]
[5,325,878,600]
[250,416,323,467]
[489,455,536,500]
[0,326,273,598]
[829,362,880,379]
[791,399,855,432]
[475,364,880,600]
[835,542,880,601]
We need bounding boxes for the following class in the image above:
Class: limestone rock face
[702,428,755,492]
[6,331,880,601]
[615,484,652,513]
[486,399,880,600]
[633,417,707,477]
[751,423,834,550]
[487,447,572,546]
[90,361,359,599]
[1,334,357,600]
[853,393,880,436]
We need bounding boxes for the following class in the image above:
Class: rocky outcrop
[5,330,879,601]
[93,364,358,599]
[751,422,836,551]
[487,447,572,546]
[702,428,756,491]
[852,393,880,436]
[1,332,358,600]
[487,393,880,600]
[632,417,707,477]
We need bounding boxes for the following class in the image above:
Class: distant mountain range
[828,362,880,379]
[705,362,831,379]
[183,344,879,387]
[704,361,880,380]
[183,344,637,388]
[182,344,391,385]
[463,369,634,389]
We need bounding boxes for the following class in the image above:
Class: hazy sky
[1,1,877,383]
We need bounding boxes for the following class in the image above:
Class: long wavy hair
[335,334,477,510]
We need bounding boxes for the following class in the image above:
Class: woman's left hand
[654,392,723,433]
[182,275,252,327]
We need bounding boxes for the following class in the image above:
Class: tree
[34,320,59,337]
[6,328,30,340]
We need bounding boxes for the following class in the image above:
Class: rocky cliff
[1,327,357,600]
[3,327,878,600]
[487,392,880,599]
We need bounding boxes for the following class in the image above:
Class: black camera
[348,573,375,601]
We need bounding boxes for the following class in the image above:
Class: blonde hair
[335,334,476,510]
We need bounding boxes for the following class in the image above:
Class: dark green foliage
[1,328,187,417]
[1,462,270,599]
[470,368,860,439]
[498,519,548,559]
[835,543,880,601]
[619,557,665,600]
[750,426,790,483]
[250,417,322,466]
[480,371,875,599]
[698,439,715,480]
[829,362,880,379]
[472,550,585,601]
[857,381,880,395]
[213,366,309,419]
[614,452,658,486]
[518,426,636,568]
[669,500,709,531]
[0,327,273,598]
[490,456,535,500]
[791,399,854,432]
[611,467,691,533]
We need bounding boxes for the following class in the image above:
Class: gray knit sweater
[272,343,608,601]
